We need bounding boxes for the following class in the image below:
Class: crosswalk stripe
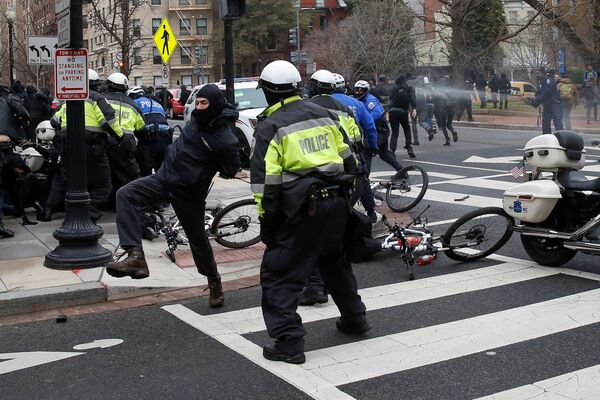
[302,288,600,386]
[209,262,558,334]
[473,364,600,400]
[369,171,466,180]
[421,188,502,208]
[162,304,356,400]
[429,177,517,191]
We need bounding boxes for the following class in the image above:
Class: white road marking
[406,159,508,173]
[421,188,502,208]
[474,364,600,400]
[72,339,124,350]
[302,288,600,386]
[0,351,84,375]
[208,262,558,335]
[463,156,524,164]
[162,304,355,400]
[370,171,466,180]
[428,177,517,191]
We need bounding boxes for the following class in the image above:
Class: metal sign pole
[45,0,112,270]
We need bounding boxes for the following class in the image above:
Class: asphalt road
[2,126,600,400]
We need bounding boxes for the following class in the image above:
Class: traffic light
[289,28,298,46]
[219,0,246,20]
[119,61,125,72]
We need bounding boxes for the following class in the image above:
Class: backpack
[559,84,578,105]
[391,85,413,108]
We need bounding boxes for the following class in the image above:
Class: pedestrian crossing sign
[153,18,178,65]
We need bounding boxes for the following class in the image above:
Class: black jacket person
[106,84,240,309]
[251,60,368,365]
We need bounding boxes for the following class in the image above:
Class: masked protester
[106,84,241,309]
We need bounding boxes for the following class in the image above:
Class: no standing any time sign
[55,48,88,100]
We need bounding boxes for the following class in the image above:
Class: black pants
[388,109,412,153]
[261,196,366,354]
[456,98,473,121]
[116,175,218,278]
[136,136,172,177]
[45,146,111,221]
[107,135,141,204]
[434,108,456,142]
[477,89,486,107]
[541,103,563,135]
[499,93,509,109]
[376,123,402,171]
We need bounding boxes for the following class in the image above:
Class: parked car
[510,81,537,97]
[183,79,267,167]
[168,88,185,119]
[51,98,61,111]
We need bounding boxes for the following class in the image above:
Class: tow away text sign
[55,49,88,100]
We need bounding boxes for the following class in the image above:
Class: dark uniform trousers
[45,143,111,221]
[542,103,564,134]
[116,174,219,278]
[107,135,141,195]
[261,195,367,354]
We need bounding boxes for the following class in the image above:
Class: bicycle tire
[443,207,513,262]
[385,165,429,212]
[210,199,261,249]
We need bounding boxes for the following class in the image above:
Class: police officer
[371,75,392,111]
[40,69,123,222]
[331,73,378,223]
[354,80,403,171]
[531,67,564,134]
[252,60,369,364]
[106,84,241,308]
[127,86,172,176]
[104,73,145,197]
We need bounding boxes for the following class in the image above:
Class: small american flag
[511,160,526,179]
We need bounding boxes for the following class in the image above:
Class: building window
[83,39,89,49]
[179,0,190,4]
[196,45,208,64]
[133,19,141,36]
[509,11,517,23]
[101,57,106,66]
[316,0,324,7]
[180,19,191,35]
[320,16,328,30]
[134,77,143,86]
[266,32,277,51]
[198,75,210,85]
[181,75,192,86]
[196,18,207,35]
[154,76,163,87]
[152,18,161,34]
[134,47,142,64]
[251,63,257,76]
[181,46,192,64]
[196,0,207,4]
[151,0,161,5]
[153,48,162,64]
[235,63,242,78]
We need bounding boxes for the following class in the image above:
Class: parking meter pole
[45,0,112,270]
[224,19,234,104]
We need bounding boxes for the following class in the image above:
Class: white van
[183,79,267,167]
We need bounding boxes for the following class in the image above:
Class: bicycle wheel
[210,199,261,249]
[443,207,513,262]
[385,166,429,212]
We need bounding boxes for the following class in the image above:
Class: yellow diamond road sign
[153,18,178,65]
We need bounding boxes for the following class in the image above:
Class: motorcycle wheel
[520,235,576,267]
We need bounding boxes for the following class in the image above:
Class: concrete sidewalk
[0,176,261,318]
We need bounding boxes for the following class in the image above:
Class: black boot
[298,286,328,306]
[263,344,305,364]
[207,275,224,308]
[366,209,377,224]
[336,316,371,335]
[106,247,150,279]
[0,223,14,239]
[36,208,53,222]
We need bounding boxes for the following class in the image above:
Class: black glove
[369,147,378,157]
[259,216,277,247]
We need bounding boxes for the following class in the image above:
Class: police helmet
[332,73,346,90]
[106,72,129,92]
[127,86,145,98]
[258,60,301,94]
[354,80,370,98]
[20,147,44,172]
[35,120,55,141]
[89,69,100,84]
[310,70,336,92]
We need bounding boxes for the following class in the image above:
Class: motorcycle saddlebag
[503,180,562,223]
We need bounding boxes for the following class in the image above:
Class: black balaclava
[192,84,225,126]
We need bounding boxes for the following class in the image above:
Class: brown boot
[106,247,149,279]
[207,276,224,308]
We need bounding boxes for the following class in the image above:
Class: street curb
[0,282,107,317]
[453,121,600,134]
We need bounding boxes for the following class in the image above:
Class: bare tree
[303,24,357,80]
[503,17,550,80]
[87,0,151,76]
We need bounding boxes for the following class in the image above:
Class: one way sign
[28,36,58,65]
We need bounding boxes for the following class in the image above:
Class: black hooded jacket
[156,103,240,199]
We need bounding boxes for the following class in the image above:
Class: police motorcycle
[503,130,600,267]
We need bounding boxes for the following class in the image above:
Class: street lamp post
[6,10,15,88]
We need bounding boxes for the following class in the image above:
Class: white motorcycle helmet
[106,72,129,92]
[258,60,301,94]
[127,86,144,98]
[35,120,55,141]
[354,80,370,98]
[332,73,346,90]
[89,69,100,84]
[20,147,44,172]
[309,69,336,92]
